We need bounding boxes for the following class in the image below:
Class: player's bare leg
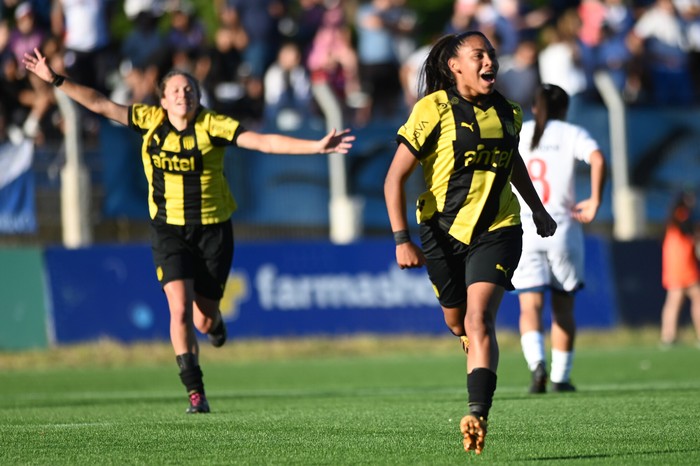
[550,291,576,391]
[460,282,503,454]
[519,291,547,393]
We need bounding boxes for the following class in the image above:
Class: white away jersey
[516,119,599,216]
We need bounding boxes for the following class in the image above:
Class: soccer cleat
[460,336,470,354]
[186,392,210,414]
[529,362,547,394]
[207,316,227,348]
[460,414,487,454]
[551,381,576,393]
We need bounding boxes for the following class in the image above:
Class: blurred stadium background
[1,0,699,350]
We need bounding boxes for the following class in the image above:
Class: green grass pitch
[1,332,699,465]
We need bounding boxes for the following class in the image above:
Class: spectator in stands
[626,0,693,105]
[120,10,167,70]
[164,0,207,75]
[24,46,355,415]
[203,2,248,116]
[354,0,402,124]
[292,0,326,57]
[538,9,588,114]
[306,0,364,121]
[511,83,606,394]
[386,0,418,64]
[577,0,607,50]
[495,0,552,43]
[593,17,636,100]
[5,1,53,140]
[51,0,118,95]
[443,0,480,35]
[7,2,46,73]
[110,60,160,107]
[475,0,518,56]
[0,52,51,142]
[219,0,287,79]
[21,0,52,31]
[602,0,635,36]
[123,0,166,21]
[495,38,540,115]
[660,190,700,348]
[384,31,556,455]
[263,40,312,131]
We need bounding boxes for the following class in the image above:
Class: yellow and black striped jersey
[129,104,246,225]
[397,88,523,245]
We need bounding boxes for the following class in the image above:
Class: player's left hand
[319,128,355,154]
[572,198,600,224]
[533,208,557,238]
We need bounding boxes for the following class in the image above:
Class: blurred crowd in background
[1,0,700,147]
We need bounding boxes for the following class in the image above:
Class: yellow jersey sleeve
[199,110,245,146]
[396,92,445,158]
[129,104,165,133]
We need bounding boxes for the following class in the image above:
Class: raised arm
[511,151,557,238]
[23,48,129,126]
[236,128,355,155]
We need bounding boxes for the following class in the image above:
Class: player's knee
[442,304,466,336]
[465,313,494,335]
[445,322,466,337]
[442,314,465,336]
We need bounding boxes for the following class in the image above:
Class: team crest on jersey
[182,136,195,150]
[450,97,460,106]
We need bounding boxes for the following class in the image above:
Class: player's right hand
[396,242,426,269]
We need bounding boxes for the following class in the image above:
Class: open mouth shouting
[481,70,496,85]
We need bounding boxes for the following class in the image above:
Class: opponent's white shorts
[511,214,585,293]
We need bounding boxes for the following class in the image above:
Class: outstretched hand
[319,128,356,154]
[22,48,55,84]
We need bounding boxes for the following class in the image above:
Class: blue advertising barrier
[44,237,616,344]
[45,245,169,344]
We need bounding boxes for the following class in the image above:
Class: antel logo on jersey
[464,144,513,169]
[151,153,198,172]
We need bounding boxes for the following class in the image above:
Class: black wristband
[51,74,65,87]
[393,230,411,246]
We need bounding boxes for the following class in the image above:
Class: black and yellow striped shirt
[129,104,245,225]
[397,88,523,245]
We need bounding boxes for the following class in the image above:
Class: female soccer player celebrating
[384,31,556,454]
[24,47,354,414]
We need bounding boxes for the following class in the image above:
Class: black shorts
[419,220,523,308]
[150,220,234,300]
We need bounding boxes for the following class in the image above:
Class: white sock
[520,331,545,372]
[550,349,574,383]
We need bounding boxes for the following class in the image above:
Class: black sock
[176,353,205,395]
[467,368,497,420]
